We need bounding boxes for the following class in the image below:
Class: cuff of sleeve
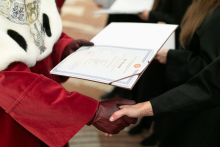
[53,33,74,62]
[150,97,163,116]
[53,33,74,82]
[150,94,174,117]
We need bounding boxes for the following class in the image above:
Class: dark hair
[152,0,163,11]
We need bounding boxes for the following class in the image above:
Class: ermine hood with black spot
[0,0,62,71]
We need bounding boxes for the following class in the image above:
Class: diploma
[50,23,178,89]
[51,45,153,89]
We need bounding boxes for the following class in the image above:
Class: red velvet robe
[0,33,99,147]
[56,0,65,9]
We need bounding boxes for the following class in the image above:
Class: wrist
[139,101,154,117]
[87,102,100,126]
[61,42,73,60]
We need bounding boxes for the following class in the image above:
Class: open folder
[94,0,154,14]
[50,23,178,89]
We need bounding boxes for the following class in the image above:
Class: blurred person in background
[110,53,220,147]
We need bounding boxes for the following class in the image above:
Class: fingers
[158,21,166,24]
[119,105,127,109]
[97,4,103,8]
[154,55,159,60]
[137,13,142,17]
[105,133,112,137]
[77,39,94,46]
[110,108,127,122]
[114,98,136,106]
[137,13,144,19]
[123,116,138,124]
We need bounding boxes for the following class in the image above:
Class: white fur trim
[0,0,62,71]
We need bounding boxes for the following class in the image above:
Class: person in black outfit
[110,53,220,147]
[110,0,220,146]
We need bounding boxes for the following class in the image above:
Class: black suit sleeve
[150,55,220,116]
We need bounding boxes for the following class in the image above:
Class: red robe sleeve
[0,62,99,147]
[52,32,74,64]
[46,32,74,83]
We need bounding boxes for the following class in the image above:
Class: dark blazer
[166,7,220,89]
[151,55,220,116]
[151,55,220,147]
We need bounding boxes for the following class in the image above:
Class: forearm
[139,101,154,117]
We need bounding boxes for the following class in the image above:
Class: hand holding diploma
[138,9,150,21]
[154,49,169,64]
[51,23,178,89]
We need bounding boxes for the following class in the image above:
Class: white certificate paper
[51,45,153,89]
[50,23,178,89]
[94,0,154,14]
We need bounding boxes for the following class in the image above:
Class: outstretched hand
[103,101,153,137]
[87,99,138,134]
[110,101,154,122]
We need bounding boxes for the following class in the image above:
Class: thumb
[137,13,142,17]
[154,54,159,59]
[119,105,128,109]
[110,109,127,122]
